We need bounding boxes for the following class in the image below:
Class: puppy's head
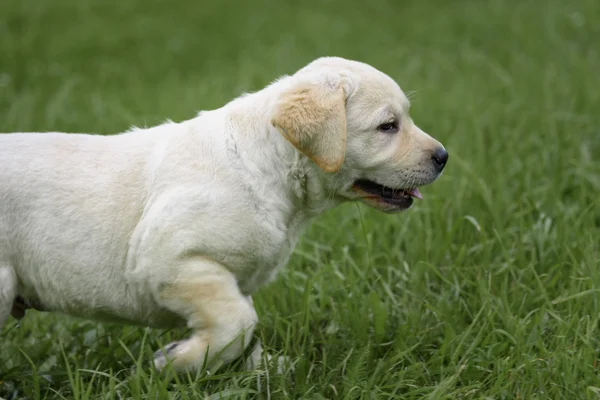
[271,57,448,213]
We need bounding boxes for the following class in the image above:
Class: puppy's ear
[271,78,347,173]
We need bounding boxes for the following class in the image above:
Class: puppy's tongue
[408,188,423,200]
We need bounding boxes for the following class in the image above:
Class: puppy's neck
[224,86,341,221]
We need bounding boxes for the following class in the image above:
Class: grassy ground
[1,0,599,398]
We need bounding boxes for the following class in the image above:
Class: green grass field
[1,0,599,398]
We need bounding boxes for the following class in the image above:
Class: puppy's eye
[377,121,398,133]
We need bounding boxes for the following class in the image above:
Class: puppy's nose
[431,147,449,171]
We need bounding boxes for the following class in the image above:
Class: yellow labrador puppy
[0,57,448,372]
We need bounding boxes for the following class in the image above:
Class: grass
[1,0,599,398]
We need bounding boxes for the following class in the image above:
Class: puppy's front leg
[153,257,257,373]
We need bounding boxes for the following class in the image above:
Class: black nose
[432,147,449,171]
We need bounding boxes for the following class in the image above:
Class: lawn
[1,0,599,398]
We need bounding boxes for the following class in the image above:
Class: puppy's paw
[272,354,294,375]
[244,341,294,375]
[153,341,183,371]
[244,341,265,371]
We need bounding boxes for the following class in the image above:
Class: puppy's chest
[230,213,307,295]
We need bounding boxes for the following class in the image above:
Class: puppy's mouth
[351,179,423,212]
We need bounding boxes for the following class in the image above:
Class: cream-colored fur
[0,57,447,373]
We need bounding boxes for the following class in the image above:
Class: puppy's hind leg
[0,265,17,329]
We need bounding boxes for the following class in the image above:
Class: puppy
[0,57,448,372]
